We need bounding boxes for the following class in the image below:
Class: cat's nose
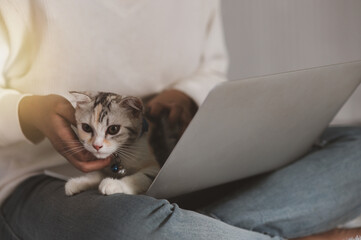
[93,144,103,151]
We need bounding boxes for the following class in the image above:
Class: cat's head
[70,91,144,159]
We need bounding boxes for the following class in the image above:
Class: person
[0,0,361,239]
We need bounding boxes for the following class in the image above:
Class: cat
[65,91,160,196]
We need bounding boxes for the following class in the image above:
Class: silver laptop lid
[147,61,361,199]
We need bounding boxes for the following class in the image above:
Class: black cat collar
[139,117,149,138]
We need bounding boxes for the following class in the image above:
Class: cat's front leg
[98,175,149,195]
[65,171,104,196]
[99,166,159,195]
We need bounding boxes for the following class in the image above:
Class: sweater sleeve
[171,0,229,106]
[0,6,30,147]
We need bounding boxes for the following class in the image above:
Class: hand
[146,89,198,135]
[18,94,111,172]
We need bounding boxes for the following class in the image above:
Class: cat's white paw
[65,179,83,196]
[65,172,103,196]
[99,178,124,195]
[99,178,136,195]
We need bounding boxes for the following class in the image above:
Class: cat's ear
[69,91,93,105]
[120,96,143,118]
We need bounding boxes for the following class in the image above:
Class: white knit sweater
[0,0,228,205]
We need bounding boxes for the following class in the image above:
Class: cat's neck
[116,134,153,170]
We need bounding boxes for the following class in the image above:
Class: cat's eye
[107,125,121,135]
[82,123,93,133]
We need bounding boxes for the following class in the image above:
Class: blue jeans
[1,127,361,240]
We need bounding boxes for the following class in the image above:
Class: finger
[147,102,169,120]
[52,136,94,164]
[56,133,111,172]
[72,157,112,173]
[55,100,77,126]
[50,116,110,169]
[168,105,183,127]
[61,144,95,162]
[180,110,193,134]
[49,117,94,163]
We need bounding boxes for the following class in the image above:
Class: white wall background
[221,0,361,125]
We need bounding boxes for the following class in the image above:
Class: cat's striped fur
[65,91,160,196]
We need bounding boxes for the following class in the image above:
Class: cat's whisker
[118,145,144,151]
[55,140,84,144]
[115,150,138,160]
[62,146,86,155]
[119,144,144,149]
[117,148,142,155]
[63,150,86,157]
[61,145,84,150]
[117,147,140,156]
[115,149,139,159]
[117,154,134,163]
[119,145,143,149]
[114,152,135,163]
[120,145,149,152]
[121,143,141,146]
[62,146,85,153]
[121,148,147,156]
[64,148,88,157]
[61,144,85,150]
[59,144,85,152]
[56,139,82,142]
[116,146,138,153]
[121,142,144,146]
[118,148,147,157]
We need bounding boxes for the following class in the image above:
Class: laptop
[45,60,361,199]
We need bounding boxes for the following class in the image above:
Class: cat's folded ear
[69,91,93,106]
[120,96,143,118]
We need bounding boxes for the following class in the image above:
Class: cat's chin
[93,152,111,159]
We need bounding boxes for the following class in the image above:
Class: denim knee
[2,175,181,240]
[202,127,361,239]
[254,129,361,238]
[75,194,177,240]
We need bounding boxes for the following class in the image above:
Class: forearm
[0,89,31,146]
[18,95,45,144]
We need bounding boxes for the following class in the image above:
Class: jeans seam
[0,209,22,240]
